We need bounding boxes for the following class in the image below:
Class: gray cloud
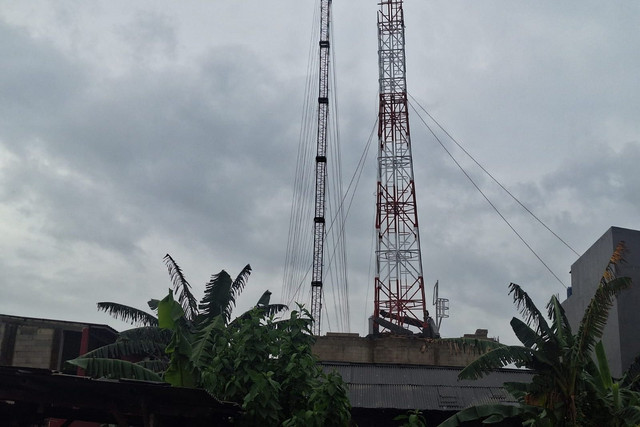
[1,1,639,343]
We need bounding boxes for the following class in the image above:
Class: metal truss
[310,0,331,336]
[374,0,427,332]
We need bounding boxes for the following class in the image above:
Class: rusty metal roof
[321,362,533,411]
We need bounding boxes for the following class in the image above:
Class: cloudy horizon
[1,1,639,343]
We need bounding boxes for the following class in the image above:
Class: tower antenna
[373,0,428,333]
[310,0,332,336]
[433,281,449,330]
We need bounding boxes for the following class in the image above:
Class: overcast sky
[1,1,639,344]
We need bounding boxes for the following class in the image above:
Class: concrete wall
[563,227,640,377]
[614,229,640,374]
[313,333,489,366]
[12,326,56,368]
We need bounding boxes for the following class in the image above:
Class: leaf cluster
[67,256,350,426]
[68,255,284,380]
[200,306,351,426]
[440,241,639,426]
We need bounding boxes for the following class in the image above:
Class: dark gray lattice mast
[310,0,331,336]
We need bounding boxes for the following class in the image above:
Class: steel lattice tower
[374,0,427,332]
[310,0,331,336]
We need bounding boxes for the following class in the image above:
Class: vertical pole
[310,0,332,336]
[76,327,90,376]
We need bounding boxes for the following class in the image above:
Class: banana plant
[582,341,640,426]
[68,254,287,383]
[440,242,633,427]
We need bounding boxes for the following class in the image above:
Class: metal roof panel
[321,362,533,411]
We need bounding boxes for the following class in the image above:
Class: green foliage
[197,265,251,325]
[76,334,166,360]
[163,254,199,321]
[440,241,636,427]
[74,256,349,426]
[67,357,162,382]
[96,301,158,327]
[438,404,541,427]
[157,289,185,329]
[394,409,427,427]
[76,256,285,379]
[200,306,351,426]
[158,290,197,387]
[582,341,640,427]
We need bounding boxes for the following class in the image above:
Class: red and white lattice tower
[310,0,331,336]
[373,0,427,333]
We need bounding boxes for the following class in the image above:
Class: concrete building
[0,314,117,372]
[562,226,640,378]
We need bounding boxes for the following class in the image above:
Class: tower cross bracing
[374,0,427,332]
[310,0,332,336]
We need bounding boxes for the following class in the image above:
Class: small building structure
[0,314,118,372]
[562,226,640,378]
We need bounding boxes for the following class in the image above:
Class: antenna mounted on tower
[432,281,449,330]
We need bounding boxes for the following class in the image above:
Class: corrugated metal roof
[321,362,533,411]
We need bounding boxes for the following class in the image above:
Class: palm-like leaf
[437,337,503,357]
[198,264,251,325]
[594,341,613,390]
[546,294,573,350]
[232,304,289,328]
[256,303,288,318]
[67,357,163,382]
[79,337,167,360]
[255,290,288,315]
[232,291,289,324]
[163,254,199,321]
[136,359,169,373]
[97,302,158,327]
[619,405,640,426]
[508,283,552,339]
[198,270,233,324]
[256,290,272,306]
[118,326,172,343]
[623,354,640,391]
[231,264,252,306]
[503,381,530,402]
[574,276,631,360]
[574,241,631,361]
[449,243,634,426]
[510,317,545,350]
[191,316,225,369]
[458,345,536,380]
[438,402,541,427]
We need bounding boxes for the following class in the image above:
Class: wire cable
[408,100,568,289]
[408,93,581,258]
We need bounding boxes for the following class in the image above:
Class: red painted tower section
[373,0,427,333]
